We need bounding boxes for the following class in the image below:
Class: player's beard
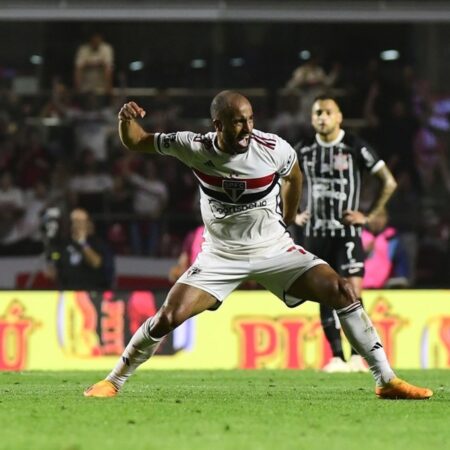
[223,133,251,154]
[316,123,336,139]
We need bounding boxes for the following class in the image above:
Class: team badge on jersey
[333,153,349,171]
[222,179,246,202]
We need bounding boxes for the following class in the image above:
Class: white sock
[336,302,395,386]
[106,317,162,390]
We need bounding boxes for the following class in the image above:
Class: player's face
[311,99,342,137]
[216,100,254,154]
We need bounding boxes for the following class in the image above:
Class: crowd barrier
[1,289,449,371]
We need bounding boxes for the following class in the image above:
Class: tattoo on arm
[368,165,397,220]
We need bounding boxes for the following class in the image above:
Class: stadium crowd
[0,57,448,287]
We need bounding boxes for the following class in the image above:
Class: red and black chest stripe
[193,169,279,204]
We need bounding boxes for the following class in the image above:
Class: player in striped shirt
[84,90,431,400]
[295,95,398,372]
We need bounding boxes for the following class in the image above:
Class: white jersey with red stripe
[154,129,297,258]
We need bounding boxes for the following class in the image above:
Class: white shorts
[177,244,327,307]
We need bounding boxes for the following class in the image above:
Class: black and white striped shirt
[296,130,385,238]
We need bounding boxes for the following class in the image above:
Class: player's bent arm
[80,244,103,269]
[368,164,397,222]
[281,162,302,226]
[119,120,156,154]
[118,101,157,154]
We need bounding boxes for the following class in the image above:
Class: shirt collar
[316,129,345,147]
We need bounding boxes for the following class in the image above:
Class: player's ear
[213,119,223,132]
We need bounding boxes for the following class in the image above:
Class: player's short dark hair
[210,90,249,120]
[313,93,340,107]
[210,91,229,120]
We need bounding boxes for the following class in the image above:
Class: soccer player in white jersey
[84,91,432,400]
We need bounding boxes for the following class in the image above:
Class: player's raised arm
[281,161,302,226]
[118,101,157,154]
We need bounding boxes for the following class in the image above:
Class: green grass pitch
[0,370,448,450]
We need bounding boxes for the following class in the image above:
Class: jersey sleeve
[154,131,198,166]
[357,138,385,174]
[275,138,298,177]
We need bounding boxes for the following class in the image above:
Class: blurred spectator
[106,174,134,255]
[68,92,116,161]
[0,90,25,134]
[410,78,450,193]
[286,56,341,125]
[377,100,419,176]
[48,161,71,213]
[163,158,198,215]
[127,160,168,256]
[429,96,450,133]
[74,32,114,95]
[16,128,52,189]
[270,93,308,144]
[0,138,16,173]
[362,209,410,289]
[112,150,142,177]
[40,78,71,121]
[387,170,421,284]
[39,78,74,160]
[362,65,416,144]
[357,58,381,104]
[0,180,49,255]
[286,56,340,91]
[415,207,450,287]
[413,124,450,194]
[46,208,114,290]
[148,89,182,132]
[0,171,24,250]
[68,148,113,214]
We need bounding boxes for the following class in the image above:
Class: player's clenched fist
[118,101,146,122]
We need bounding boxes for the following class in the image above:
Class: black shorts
[302,235,365,278]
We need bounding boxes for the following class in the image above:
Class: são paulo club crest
[222,179,247,202]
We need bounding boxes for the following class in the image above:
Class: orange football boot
[376,377,433,400]
[84,380,118,398]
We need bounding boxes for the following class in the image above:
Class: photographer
[46,208,114,290]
